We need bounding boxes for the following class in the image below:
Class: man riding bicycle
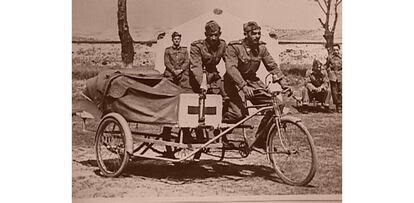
[223,21,287,149]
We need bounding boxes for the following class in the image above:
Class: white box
[178,93,222,128]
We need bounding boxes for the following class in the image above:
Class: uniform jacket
[164,46,189,78]
[224,39,284,89]
[189,39,227,85]
[305,68,329,91]
[326,53,342,82]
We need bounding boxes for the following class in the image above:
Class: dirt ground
[72,101,342,198]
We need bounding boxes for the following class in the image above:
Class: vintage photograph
[72,0,342,201]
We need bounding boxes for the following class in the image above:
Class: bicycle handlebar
[252,87,292,96]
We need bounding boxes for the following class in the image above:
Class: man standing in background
[326,44,342,113]
[163,32,190,87]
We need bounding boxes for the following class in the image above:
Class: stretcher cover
[83,69,184,124]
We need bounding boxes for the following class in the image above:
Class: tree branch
[336,0,342,6]
[332,0,340,32]
[323,0,328,7]
[316,0,327,14]
[325,0,331,31]
[318,18,326,28]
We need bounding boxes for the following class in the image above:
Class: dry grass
[280,63,310,77]
[72,64,158,80]
[72,65,103,80]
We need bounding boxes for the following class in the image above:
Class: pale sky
[73,0,342,32]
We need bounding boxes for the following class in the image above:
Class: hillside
[72,27,341,42]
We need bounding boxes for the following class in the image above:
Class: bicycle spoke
[267,119,317,186]
[96,116,129,176]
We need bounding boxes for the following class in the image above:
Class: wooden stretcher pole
[199,66,208,124]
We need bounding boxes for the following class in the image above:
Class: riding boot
[254,111,273,149]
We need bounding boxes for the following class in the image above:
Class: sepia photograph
[5,0,414,203]
[72,0,342,202]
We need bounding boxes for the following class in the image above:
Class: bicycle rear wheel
[267,117,317,186]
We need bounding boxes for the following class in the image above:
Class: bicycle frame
[131,90,287,162]
[131,105,274,162]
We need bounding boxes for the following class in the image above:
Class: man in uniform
[223,21,286,149]
[182,20,227,98]
[163,32,190,87]
[300,59,331,113]
[162,32,190,158]
[326,44,342,113]
[179,20,229,154]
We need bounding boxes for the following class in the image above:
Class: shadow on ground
[292,105,333,114]
[76,157,314,186]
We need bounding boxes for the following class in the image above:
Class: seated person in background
[163,31,190,87]
[300,59,331,112]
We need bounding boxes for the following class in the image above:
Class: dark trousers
[223,74,274,142]
[302,87,331,106]
[161,127,174,156]
[330,80,342,110]
[223,74,271,122]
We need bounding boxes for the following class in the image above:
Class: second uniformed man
[182,20,227,97]
[180,20,229,154]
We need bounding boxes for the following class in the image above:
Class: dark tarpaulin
[83,69,184,124]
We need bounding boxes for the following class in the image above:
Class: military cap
[312,59,323,69]
[171,31,182,38]
[205,20,221,34]
[243,21,261,33]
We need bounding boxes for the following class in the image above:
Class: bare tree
[314,0,342,51]
[118,0,134,68]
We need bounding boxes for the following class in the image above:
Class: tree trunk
[323,30,334,51]
[316,0,341,53]
[117,0,134,68]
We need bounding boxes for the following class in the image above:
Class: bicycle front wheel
[95,113,130,177]
[267,117,317,186]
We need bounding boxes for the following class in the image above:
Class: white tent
[154,9,281,82]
